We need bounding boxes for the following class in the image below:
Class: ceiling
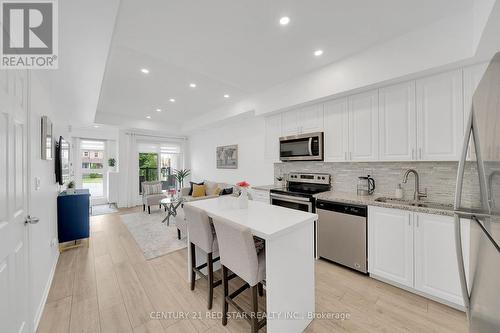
[96,0,472,129]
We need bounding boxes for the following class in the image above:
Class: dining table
[185,196,317,333]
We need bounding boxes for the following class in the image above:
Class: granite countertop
[314,191,455,217]
[251,184,283,191]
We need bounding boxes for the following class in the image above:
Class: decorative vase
[238,187,249,209]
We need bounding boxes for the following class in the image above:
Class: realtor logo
[1,0,58,69]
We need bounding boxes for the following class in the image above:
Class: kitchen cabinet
[324,98,349,161]
[248,189,270,204]
[282,104,324,136]
[368,206,413,288]
[416,69,464,161]
[379,81,416,160]
[348,90,379,161]
[369,206,470,308]
[264,113,282,161]
[414,213,466,306]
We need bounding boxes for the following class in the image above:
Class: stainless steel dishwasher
[316,200,368,273]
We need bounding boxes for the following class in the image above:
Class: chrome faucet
[402,169,427,201]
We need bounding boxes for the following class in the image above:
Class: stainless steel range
[270,172,331,213]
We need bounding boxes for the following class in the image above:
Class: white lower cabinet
[368,207,414,288]
[368,206,469,308]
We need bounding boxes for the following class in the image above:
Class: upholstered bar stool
[184,205,221,309]
[212,216,266,333]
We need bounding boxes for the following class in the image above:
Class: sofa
[141,181,167,214]
[180,180,240,202]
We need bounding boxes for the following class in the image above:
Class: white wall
[28,72,69,330]
[189,115,274,186]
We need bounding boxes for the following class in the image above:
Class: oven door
[270,193,313,212]
[279,132,323,161]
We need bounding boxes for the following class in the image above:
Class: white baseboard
[33,250,59,332]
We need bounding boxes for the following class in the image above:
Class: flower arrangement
[236,181,250,188]
[108,158,116,167]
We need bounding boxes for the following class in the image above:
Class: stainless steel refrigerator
[455,52,500,333]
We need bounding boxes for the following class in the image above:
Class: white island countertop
[185,196,317,240]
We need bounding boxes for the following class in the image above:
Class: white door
[368,206,413,288]
[298,104,324,134]
[416,69,464,160]
[0,70,30,333]
[379,81,417,160]
[414,213,466,306]
[264,114,282,161]
[348,90,379,161]
[281,109,300,136]
[323,98,349,161]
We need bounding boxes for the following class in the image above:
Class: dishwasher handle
[316,200,367,217]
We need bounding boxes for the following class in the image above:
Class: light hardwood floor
[37,207,468,333]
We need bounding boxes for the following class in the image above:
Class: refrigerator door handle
[454,214,471,318]
[454,109,473,210]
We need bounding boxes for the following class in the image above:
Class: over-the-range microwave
[279,132,324,162]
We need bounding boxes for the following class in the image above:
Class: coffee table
[160,196,183,226]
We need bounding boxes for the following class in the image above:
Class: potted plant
[67,180,76,194]
[108,158,116,171]
[174,169,191,190]
[236,181,251,209]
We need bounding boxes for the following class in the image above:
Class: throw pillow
[192,184,206,197]
[212,186,221,195]
[220,187,233,196]
[188,181,204,195]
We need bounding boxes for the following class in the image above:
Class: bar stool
[212,216,266,333]
[184,205,220,309]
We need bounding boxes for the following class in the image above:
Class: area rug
[120,210,187,260]
[92,204,118,216]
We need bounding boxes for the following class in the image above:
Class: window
[80,140,106,198]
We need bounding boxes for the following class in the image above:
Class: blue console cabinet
[57,189,90,250]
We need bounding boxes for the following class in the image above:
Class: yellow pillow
[192,184,206,197]
[212,186,221,195]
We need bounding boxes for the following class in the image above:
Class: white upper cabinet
[368,206,414,288]
[282,104,324,136]
[414,213,467,306]
[416,69,464,161]
[282,109,300,136]
[264,113,282,161]
[348,90,379,161]
[324,98,349,161]
[379,81,417,161]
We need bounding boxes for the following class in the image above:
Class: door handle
[25,215,40,225]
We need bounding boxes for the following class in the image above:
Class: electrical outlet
[34,177,41,191]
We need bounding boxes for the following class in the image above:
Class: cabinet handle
[344,152,347,160]
[419,148,422,159]
[408,216,411,226]
[411,148,414,160]
[416,219,420,228]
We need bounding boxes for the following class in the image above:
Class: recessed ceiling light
[156,108,162,112]
[169,98,176,102]
[314,49,323,57]
[223,94,230,98]
[279,16,290,25]
[146,115,151,119]
[140,68,150,74]
[93,125,100,128]
[189,83,197,88]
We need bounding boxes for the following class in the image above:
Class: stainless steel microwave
[279,132,324,161]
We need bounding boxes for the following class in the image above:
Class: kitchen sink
[374,197,453,210]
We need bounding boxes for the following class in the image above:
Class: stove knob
[322,177,325,180]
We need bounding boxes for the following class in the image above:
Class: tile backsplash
[275,161,480,206]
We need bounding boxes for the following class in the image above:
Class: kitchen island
[185,196,317,333]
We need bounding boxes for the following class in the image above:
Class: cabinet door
[379,81,417,160]
[264,114,282,161]
[348,90,379,161]
[414,213,465,306]
[324,98,348,161]
[299,104,324,133]
[282,109,300,136]
[368,206,413,288]
[416,69,464,160]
